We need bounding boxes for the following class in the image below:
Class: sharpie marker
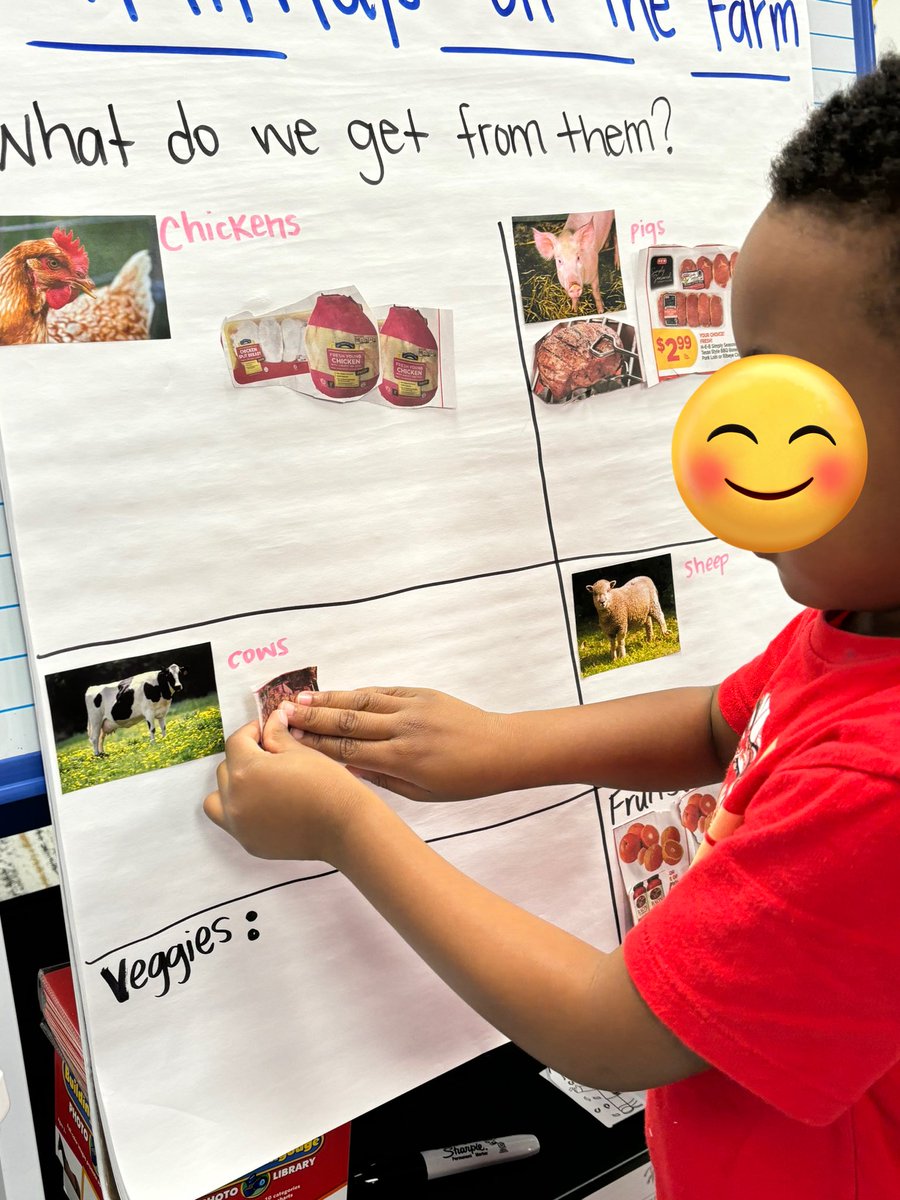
[351,1134,540,1190]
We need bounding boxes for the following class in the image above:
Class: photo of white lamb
[586,576,669,661]
[573,556,680,679]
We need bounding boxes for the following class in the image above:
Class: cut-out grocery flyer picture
[222,289,455,409]
[0,215,169,347]
[513,211,624,324]
[635,244,739,385]
[613,798,697,927]
[531,317,642,404]
[253,666,319,734]
[572,554,680,678]
[45,643,224,793]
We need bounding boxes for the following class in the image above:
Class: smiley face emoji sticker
[672,355,867,553]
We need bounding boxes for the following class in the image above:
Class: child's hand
[281,687,512,801]
[203,708,374,863]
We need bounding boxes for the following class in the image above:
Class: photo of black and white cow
[85,663,186,757]
[45,643,224,794]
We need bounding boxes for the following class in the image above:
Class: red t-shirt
[623,608,900,1200]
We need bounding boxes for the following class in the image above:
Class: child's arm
[283,684,739,800]
[204,715,709,1091]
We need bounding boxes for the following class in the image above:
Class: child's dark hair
[769,53,900,217]
[768,54,899,330]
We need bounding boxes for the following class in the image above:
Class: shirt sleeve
[623,763,900,1126]
[717,608,812,734]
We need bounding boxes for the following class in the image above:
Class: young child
[205,59,900,1200]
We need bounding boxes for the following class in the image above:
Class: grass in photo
[0,214,169,346]
[573,555,680,678]
[45,643,224,794]
[513,211,624,325]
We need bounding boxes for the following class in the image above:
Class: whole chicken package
[222,288,455,409]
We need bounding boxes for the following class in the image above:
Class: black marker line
[36,533,721,661]
[560,534,718,565]
[84,789,594,965]
[497,221,621,942]
[498,223,582,697]
[35,559,556,660]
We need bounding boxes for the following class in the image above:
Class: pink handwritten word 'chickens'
[533,211,618,315]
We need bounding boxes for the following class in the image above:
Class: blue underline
[27,40,287,59]
[691,71,791,81]
[0,704,34,715]
[441,46,635,65]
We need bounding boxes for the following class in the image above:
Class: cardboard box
[53,1049,349,1200]
[45,963,349,1200]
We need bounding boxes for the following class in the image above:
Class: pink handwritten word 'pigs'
[228,640,289,670]
[533,211,618,314]
[630,219,667,244]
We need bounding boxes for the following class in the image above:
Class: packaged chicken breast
[222,306,309,388]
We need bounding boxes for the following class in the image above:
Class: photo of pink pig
[514,210,624,325]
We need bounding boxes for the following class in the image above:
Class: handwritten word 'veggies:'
[99,917,233,1003]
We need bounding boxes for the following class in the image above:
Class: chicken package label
[306,292,380,399]
[635,245,741,385]
[222,291,456,409]
[377,305,440,407]
[223,311,310,387]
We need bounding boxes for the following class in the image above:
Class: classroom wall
[875,0,900,50]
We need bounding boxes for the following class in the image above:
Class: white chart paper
[0,4,811,1197]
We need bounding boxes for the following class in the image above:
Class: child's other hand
[203,708,373,863]
[283,687,510,802]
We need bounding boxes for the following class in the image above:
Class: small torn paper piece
[253,666,319,735]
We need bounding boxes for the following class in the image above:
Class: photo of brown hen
[0,217,168,347]
[0,227,96,345]
[47,250,154,344]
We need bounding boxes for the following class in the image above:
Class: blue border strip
[851,0,876,74]
[0,751,49,838]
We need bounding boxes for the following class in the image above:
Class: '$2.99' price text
[653,330,698,371]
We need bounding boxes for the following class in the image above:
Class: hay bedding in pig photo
[513,211,625,324]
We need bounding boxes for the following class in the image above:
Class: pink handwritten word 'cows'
[533,211,617,314]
